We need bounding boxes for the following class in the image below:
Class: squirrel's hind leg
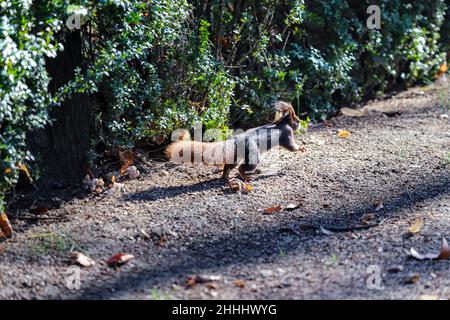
[238,163,258,182]
[222,164,237,179]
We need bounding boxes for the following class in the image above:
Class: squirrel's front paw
[292,144,306,152]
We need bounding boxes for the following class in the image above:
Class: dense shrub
[0,0,448,211]
[0,0,65,210]
[197,0,448,122]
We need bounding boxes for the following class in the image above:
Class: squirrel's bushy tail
[165,130,228,165]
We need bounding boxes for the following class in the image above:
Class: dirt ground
[0,80,449,300]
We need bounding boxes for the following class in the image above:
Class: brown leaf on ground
[70,251,96,267]
[361,213,375,224]
[438,238,450,259]
[262,205,283,214]
[157,235,167,246]
[403,273,420,284]
[0,213,13,238]
[119,150,134,176]
[337,130,351,138]
[233,279,246,288]
[436,62,448,78]
[185,276,198,288]
[228,178,253,193]
[206,283,217,290]
[0,244,5,254]
[186,275,222,288]
[106,253,134,268]
[297,146,307,153]
[410,238,450,260]
[18,163,32,182]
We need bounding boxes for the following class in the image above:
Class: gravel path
[0,81,449,300]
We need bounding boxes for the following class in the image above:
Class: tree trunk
[27,31,91,188]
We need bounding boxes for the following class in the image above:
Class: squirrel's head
[273,101,300,131]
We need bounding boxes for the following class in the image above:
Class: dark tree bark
[27,31,91,188]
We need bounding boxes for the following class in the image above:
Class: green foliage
[208,0,448,123]
[62,1,235,148]
[0,0,65,210]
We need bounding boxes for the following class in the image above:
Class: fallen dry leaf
[185,275,221,288]
[106,253,134,268]
[403,273,420,285]
[262,205,283,215]
[233,279,246,288]
[70,251,96,267]
[185,275,222,289]
[408,218,423,234]
[409,238,450,260]
[0,213,13,238]
[18,163,32,182]
[0,244,5,254]
[228,178,253,193]
[436,62,448,78]
[337,130,351,138]
[361,213,375,225]
[119,150,134,176]
[438,238,450,259]
[206,283,217,290]
[185,276,198,288]
[157,235,167,246]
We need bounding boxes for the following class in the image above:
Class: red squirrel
[165,101,305,181]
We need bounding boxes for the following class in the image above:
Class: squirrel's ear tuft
[274,100,295,117]
[273,110,283,122]
[274,101,301,123]
[275,101,293,114]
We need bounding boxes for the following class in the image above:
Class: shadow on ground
[72,170,450,299]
